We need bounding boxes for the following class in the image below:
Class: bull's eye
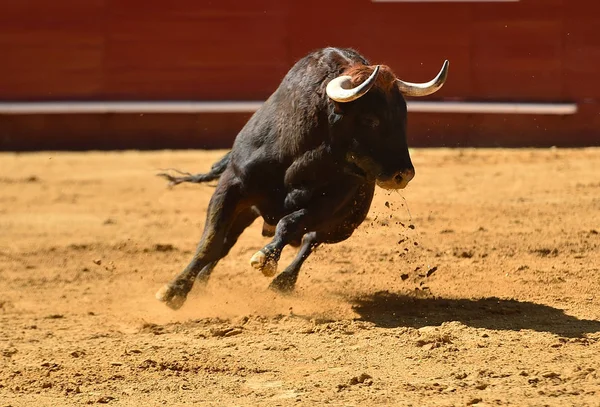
[360,115,380,128]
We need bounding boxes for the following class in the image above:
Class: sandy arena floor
[1,148,599,406]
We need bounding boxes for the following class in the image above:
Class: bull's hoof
[268,273,297,294]
[250,250,278,277]
[155,284,187,310]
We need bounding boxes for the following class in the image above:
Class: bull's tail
[157,151,231,187]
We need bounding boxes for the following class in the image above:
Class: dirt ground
[1,147,599,407]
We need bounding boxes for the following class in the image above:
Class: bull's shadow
[350,291,600,338]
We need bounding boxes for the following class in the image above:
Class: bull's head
[326,60,448,190]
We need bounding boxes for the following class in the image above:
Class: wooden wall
[1,0,599,149]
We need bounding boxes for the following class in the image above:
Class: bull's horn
[396,60,449,97]
[326,65,380,103]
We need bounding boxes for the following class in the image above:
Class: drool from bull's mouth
[156,47,448,310]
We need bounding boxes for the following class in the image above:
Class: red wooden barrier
[0,0,598,149]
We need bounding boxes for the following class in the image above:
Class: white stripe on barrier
[408,101,577,115]
[0,101,577,115]
[373,0,519,2]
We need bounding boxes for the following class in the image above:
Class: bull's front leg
[267,231,319,292]
[250,208,308,277]
[257,181,375,293]
[250,180,357,276]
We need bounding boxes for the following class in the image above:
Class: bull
[156,47,448,310]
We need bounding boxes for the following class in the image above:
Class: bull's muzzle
[376,168,415,190]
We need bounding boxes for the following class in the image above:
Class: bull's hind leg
[195,207,259,284]
[156,171,249,310]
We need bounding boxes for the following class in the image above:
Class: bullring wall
[1,0,598,149]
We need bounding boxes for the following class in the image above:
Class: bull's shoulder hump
[277,48,370,93]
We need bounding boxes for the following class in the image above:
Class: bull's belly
[252,181,375,244]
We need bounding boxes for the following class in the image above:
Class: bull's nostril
[394,173,404,183]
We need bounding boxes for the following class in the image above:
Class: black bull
[156,47,449,310]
